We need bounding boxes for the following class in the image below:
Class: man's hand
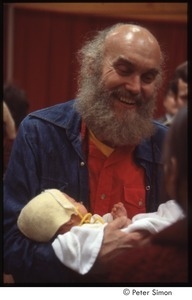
[98,216,151,259]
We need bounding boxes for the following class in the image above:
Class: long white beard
[75,80,156,147]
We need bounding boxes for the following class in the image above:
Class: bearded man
[4,23,168,283]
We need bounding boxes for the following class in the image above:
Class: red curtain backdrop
[4,7,187,118]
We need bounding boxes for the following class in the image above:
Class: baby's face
[57,194,89,234]
[64,193,88,216]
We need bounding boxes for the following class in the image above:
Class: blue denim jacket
[4,99,168,283]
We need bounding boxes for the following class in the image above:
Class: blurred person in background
[158,61,188,127]
[3,101,16,284]
[158,80,178,126]
[3,101,16,174]
[173,61,188,109]
[3,83,29,173]
[3,84,29,283]
[4,83,29,130]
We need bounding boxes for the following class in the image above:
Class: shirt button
[80,161,85,167]
[146,185,150,191]
[100,193,106,200]
[138,200,143,206]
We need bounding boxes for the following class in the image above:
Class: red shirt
[87,132,146,219]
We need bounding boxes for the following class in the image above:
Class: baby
[17,189,131,242]
[17,189,184,275]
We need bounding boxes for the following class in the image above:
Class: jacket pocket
[123,186,146,218]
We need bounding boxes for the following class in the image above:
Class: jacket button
[100,193,106,200]
[80,161,85,167]
[146,185,150,190]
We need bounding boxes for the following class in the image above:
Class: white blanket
[52,223,106,274]
[122,199,184,234]
[52,200,184,275]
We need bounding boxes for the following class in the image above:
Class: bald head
[106,24,159,44]
[104,24,162,69]
[77,23,163,80]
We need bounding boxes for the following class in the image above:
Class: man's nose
[124,74,141,95]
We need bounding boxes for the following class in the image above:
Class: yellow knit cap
[17,189,77,242]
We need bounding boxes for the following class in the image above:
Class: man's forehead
[114,56,159,69]
[104,49,161,74]
[104,28,161,65]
